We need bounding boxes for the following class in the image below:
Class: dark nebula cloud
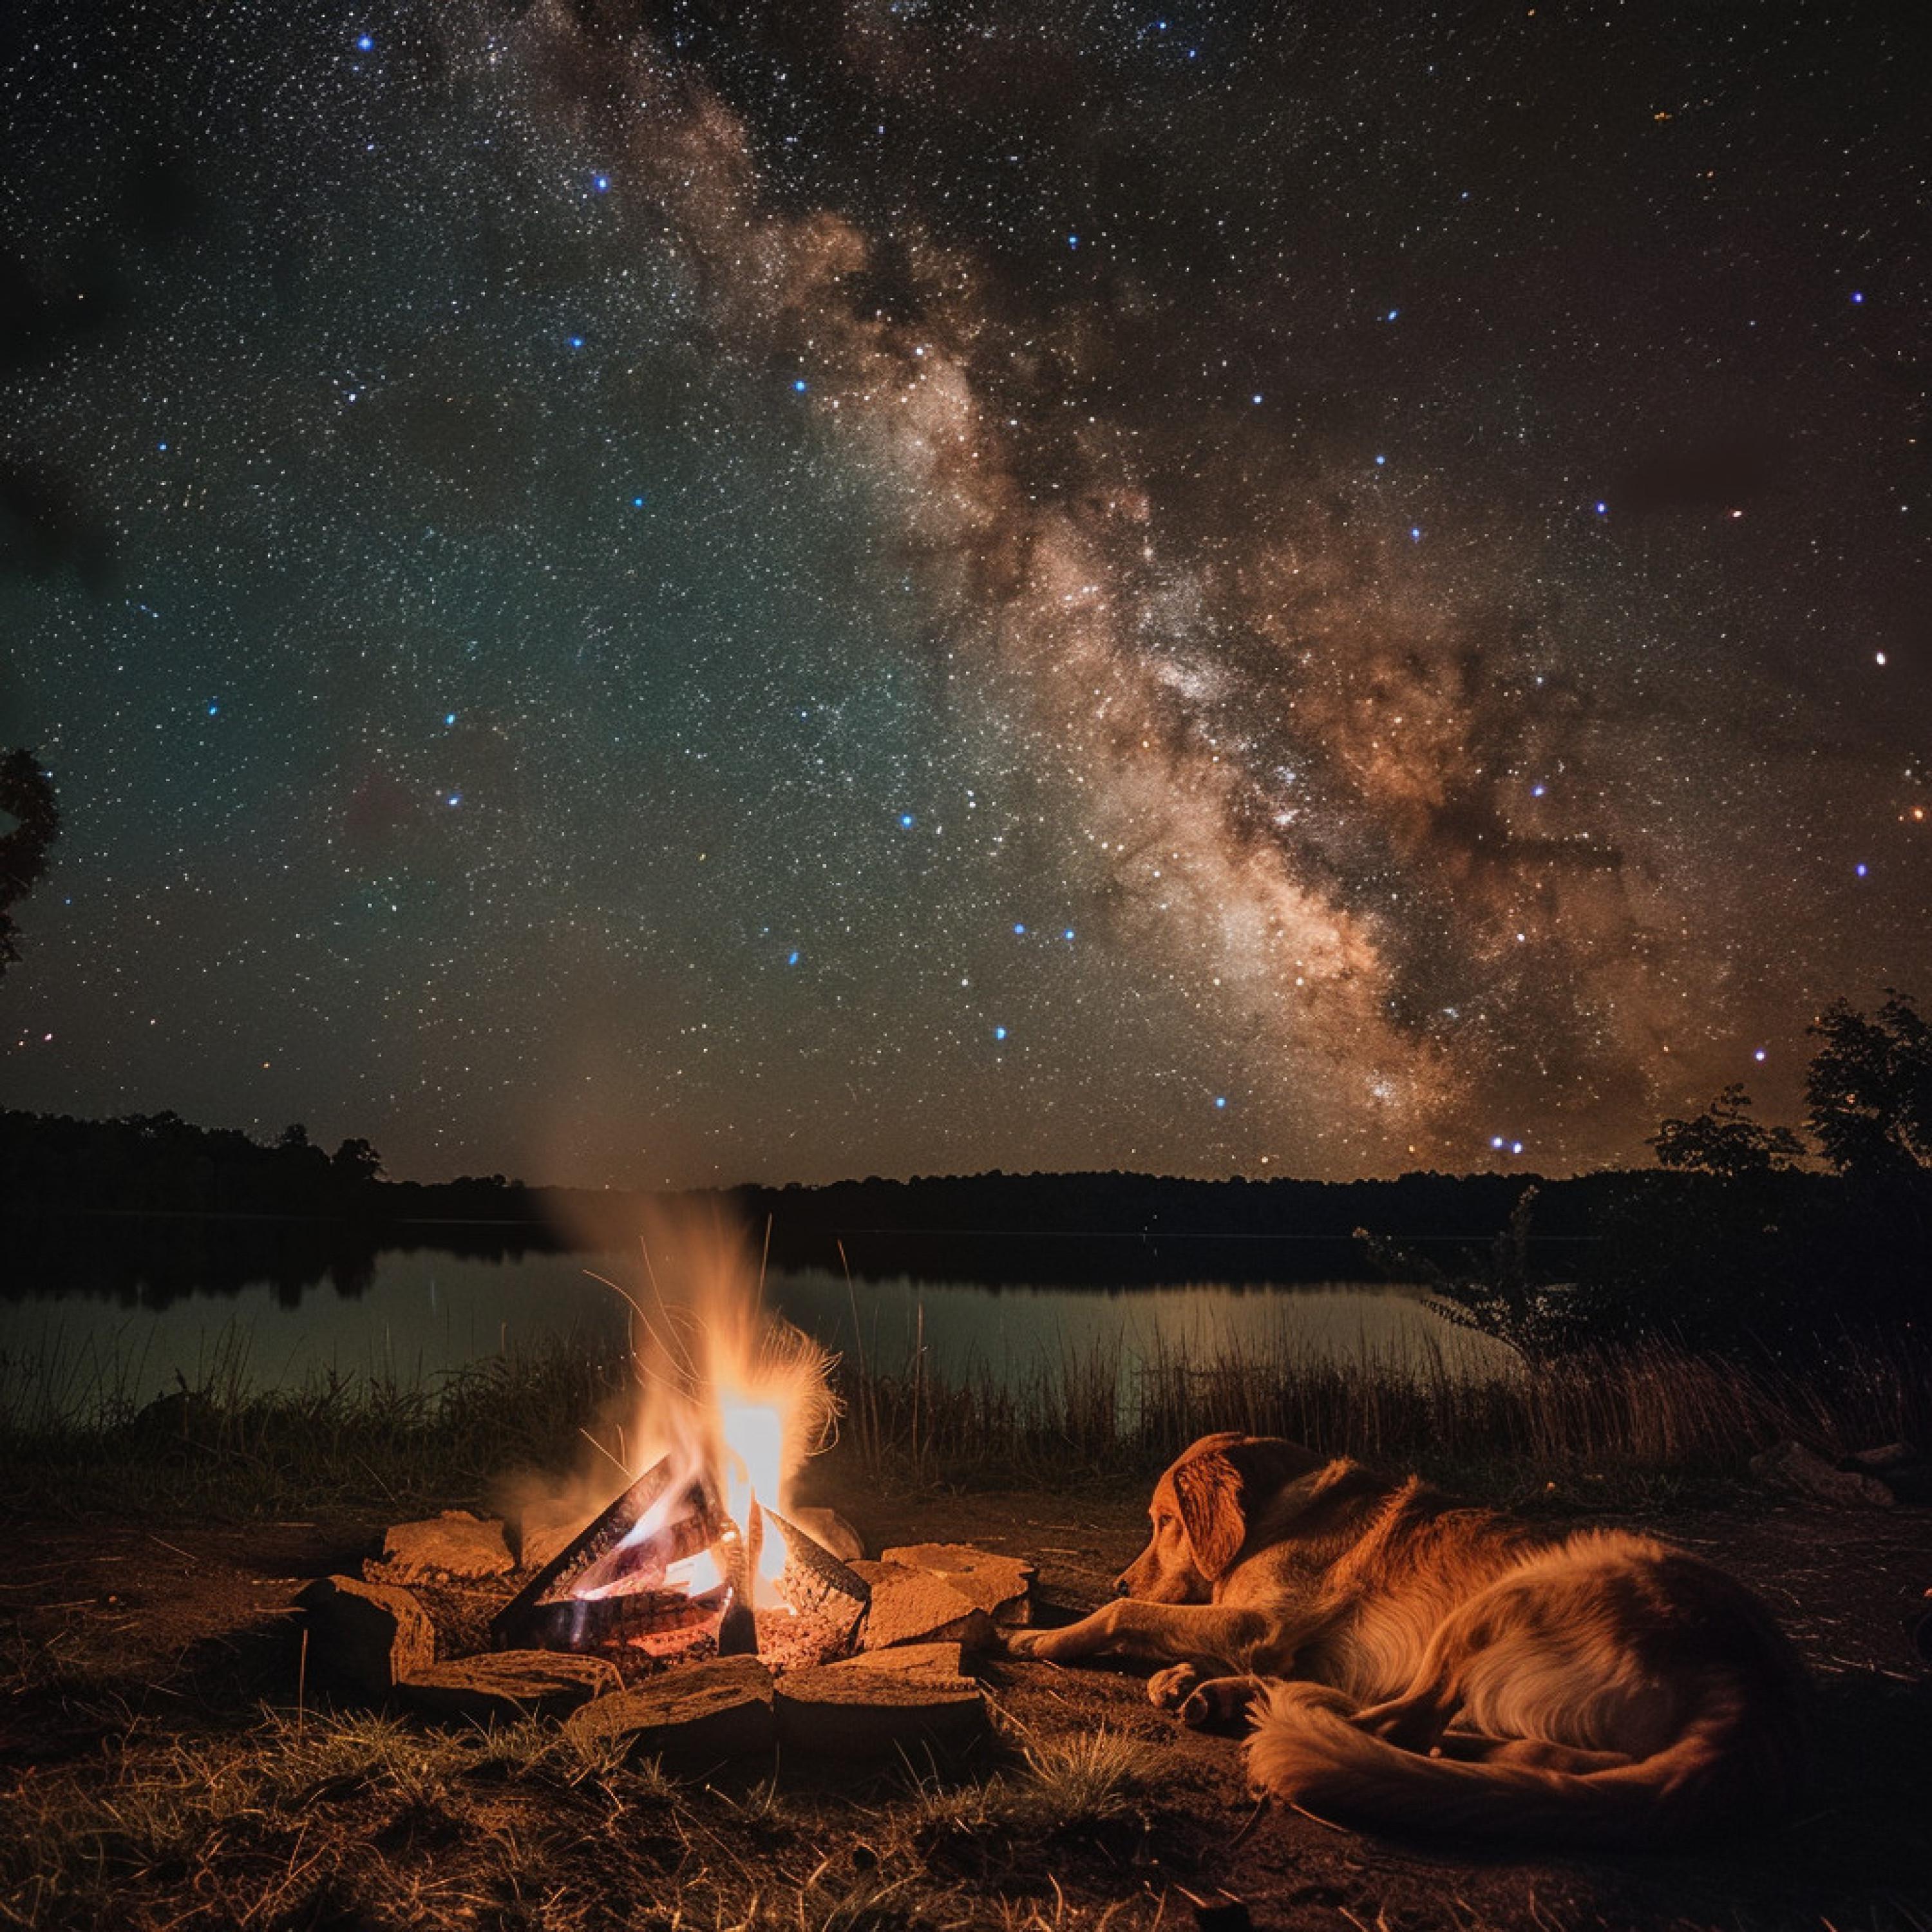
[0,0,1925,1184]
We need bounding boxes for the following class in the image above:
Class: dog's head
[1115,1432,1327,1601]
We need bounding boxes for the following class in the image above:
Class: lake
[0,1236,1515,1417]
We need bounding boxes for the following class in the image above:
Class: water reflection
[0,1238,1513,1408]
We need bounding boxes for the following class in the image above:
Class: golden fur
[1005,1432,1808,1845]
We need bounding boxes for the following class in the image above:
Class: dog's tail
[1244,1681,1802,1848]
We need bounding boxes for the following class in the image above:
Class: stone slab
[398,1649,620,1723]
[878,1542,1035,1624]
[788,1505,865,1564]
[296,1574,435,1697]
[851,1560,996,1653]
[564,1656,777,1765]
[379,1510,516,1580]
[774,1644,985,1757]
[511,1497,594,1573]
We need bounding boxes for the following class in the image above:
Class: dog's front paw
[1147,1663,1200,1711]
[1001,1626,1051,1660]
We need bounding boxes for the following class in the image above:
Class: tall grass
[827,1318,1929,1493]
[3,1309,1923,1514]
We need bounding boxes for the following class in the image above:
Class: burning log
[491,1455,726,1652]
[491,1456,869,1671]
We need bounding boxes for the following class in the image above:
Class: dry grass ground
[2,1470,1927,1932]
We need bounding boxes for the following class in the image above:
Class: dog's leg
[1005,1599,1276,1671]
[1348,1591,1492,1750]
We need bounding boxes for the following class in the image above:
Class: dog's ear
[1172,1441,1247,1580]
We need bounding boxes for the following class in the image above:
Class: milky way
[1,2,1925,1184]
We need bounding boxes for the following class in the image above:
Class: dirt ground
[3,1473,1928,1931]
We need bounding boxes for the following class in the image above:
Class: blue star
[444,711,457,726]
[1251,393,1264,405]
[1855,862,1869,878]
[207,701,220,717]
[787,948,801,965]
[1530,782,1546,798]
[632,495,646,508]
[1409,526,1422,542]
[792,377,808,393]
[447,793,462,808]
[1851,290,1864,305]
[1374,453,1386,466]
[1214,1095,1227,1110]
[355,33,373,52]
[1385,308,1399,321]
[568,334,585,349]
[1068,233,1080,250]
[1012,922,1026,936]
[994,1025,1008,1041]
[593,174,610,193]
[158,440,169,453]
[898,812,916,829]
[1595,500,1609,516]
[1063,928,1075,942]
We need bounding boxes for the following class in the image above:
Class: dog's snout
[1113,1575,1132,1598]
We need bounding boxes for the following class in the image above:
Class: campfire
[491,1218,871,1672]
[298,1215,1036,1759]
[490,1423,870,1671]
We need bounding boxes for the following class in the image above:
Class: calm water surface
[1,1245,1513,1410]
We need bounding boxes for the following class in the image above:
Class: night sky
[1,2,1926,1188]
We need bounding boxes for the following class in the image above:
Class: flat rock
[511,1498,594,1573]
[852,1560,996,1652]
[775,1643,985,1757]
[296,1575,435,1696]
[398,1650,620,1722]
[565,1656,776,1765]
[1751,1439,1895,1508]
[379,1510,516,1580]
[879,1542,1034,1624]
[788,1505,866,1564]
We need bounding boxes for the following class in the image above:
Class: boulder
[398,1650,620,1723]
[564,1656,777,1765]
[774,1642,985,1757]
[879,1542,1034,1624]
[378,1510,516,1581]
[851,1560,996,1653]
[1750,1440,1895,1508]
[296,1575,436,1696]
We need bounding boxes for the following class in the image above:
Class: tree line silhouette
[3,990,1927,1356]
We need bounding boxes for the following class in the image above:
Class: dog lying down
[1005,1433,1808,1846]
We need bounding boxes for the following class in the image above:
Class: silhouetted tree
[1649,1083,1807,1179]
[1805,992,1932,1177]
[330,1136,384,1189]
[0,748,59,979]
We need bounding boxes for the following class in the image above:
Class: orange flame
[568,1207,838,1615]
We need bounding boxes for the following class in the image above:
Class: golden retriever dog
[1006,1433,1808,1846]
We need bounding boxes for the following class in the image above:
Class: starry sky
[1,1,1926,1188]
